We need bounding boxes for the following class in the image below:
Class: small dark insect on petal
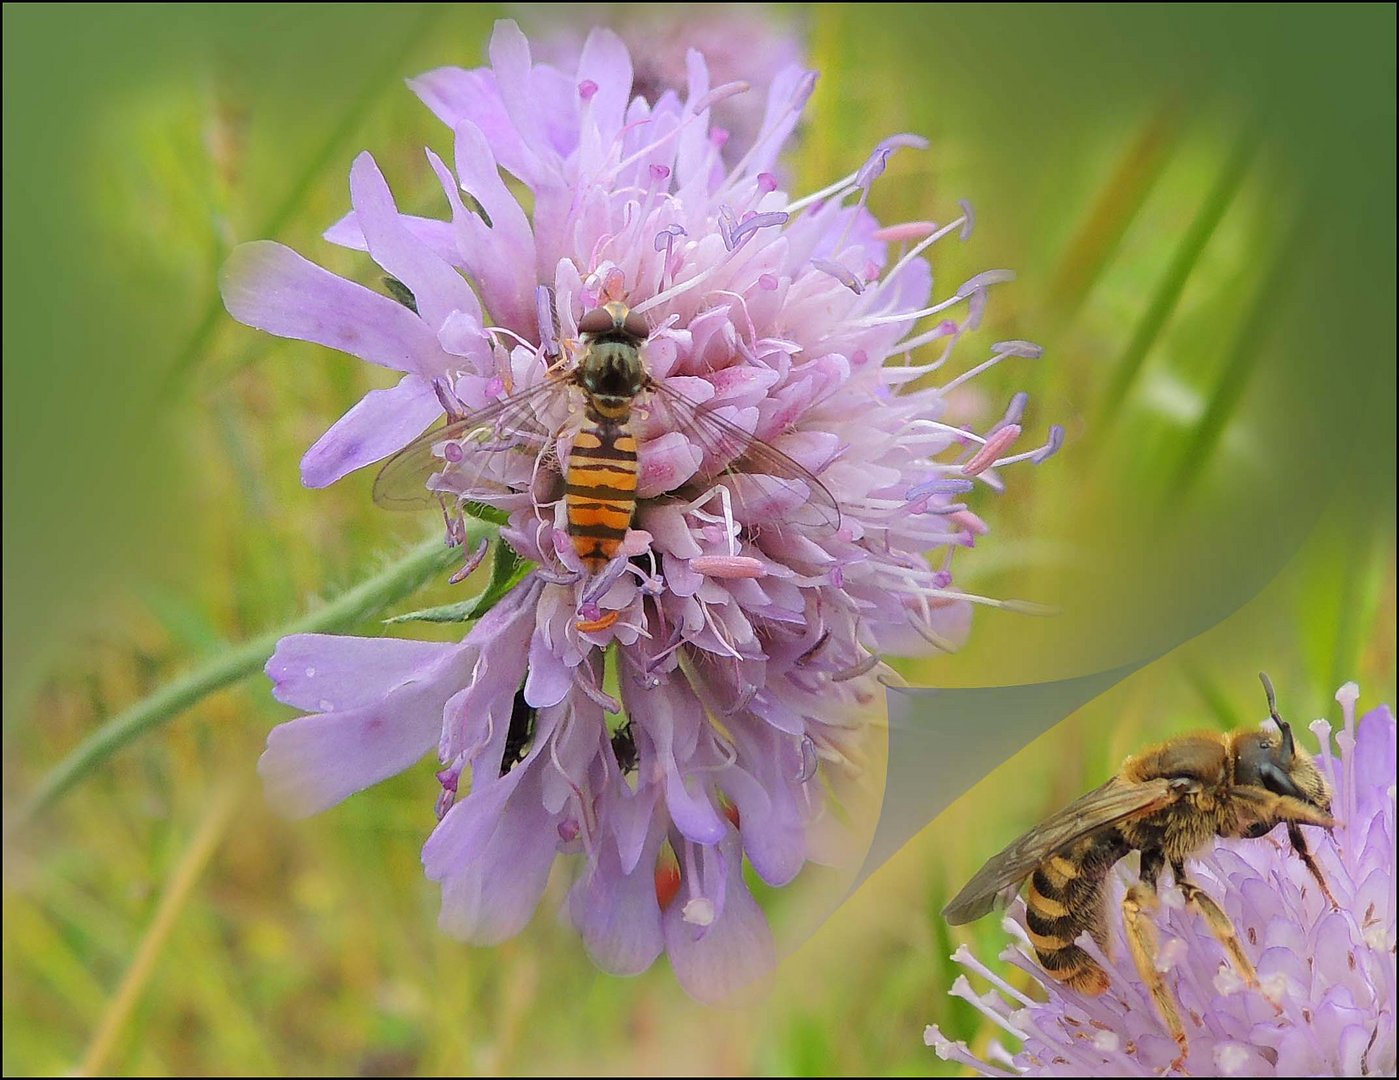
[611,721,638,773]
[382,276,418,314]
[501,688,536,776]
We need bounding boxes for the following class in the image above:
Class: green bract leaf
[385,541,531,624]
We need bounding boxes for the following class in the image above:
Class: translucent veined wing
[941,775,1184,925]
[641,377,842,532]
[373,375,574,510]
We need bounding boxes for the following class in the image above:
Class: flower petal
[300,373,442,487]
[266,632,455,713]
[663,838,776,1003]
[348,152,481,333]
[220,241,445,375]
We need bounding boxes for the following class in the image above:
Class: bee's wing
[373,376,572,510]
[941,775,1182,925]
[642,378,841,532]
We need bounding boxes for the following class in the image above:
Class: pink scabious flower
[222,20,1057,1000]
[925,685,1397,1076]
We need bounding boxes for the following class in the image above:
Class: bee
[943,673,1337,1066]
[374,300,840,573]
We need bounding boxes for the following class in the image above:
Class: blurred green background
[3,3,1393,1075]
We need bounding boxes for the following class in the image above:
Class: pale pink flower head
[223,20,1056,1001]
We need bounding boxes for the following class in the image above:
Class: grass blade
[1099,128,1259,421]
[1048,100,1182,320]
[74,781,241,1077]
[1164,208,1302,499]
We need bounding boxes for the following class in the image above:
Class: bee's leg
[1286,823,1341,910]
[1171,859,1260,994]
[1123,848,1189,1070]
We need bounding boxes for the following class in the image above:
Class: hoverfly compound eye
[577,307,616,336]
[622,312,650,341]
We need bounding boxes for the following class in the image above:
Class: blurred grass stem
[1099,127,1260,422]
[17,530,479,826]
[74,780,241,1077]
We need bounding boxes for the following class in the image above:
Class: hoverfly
[943,673,1337,1067]
[373,300,840,571]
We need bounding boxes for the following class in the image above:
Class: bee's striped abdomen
[566,403,638,572]
[1025,830,1129,995]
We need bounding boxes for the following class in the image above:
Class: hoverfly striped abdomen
[566,399,640,571]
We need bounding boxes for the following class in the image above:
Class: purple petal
[300,373,442,487]
[348,152,479,332]
[637,431,703,499]
[663,838,776,1003]
[220,241,446,376]
[322,209,460,266]
[259,643,467,819]
[568,827,665,976]
[447,121,538,329]
[409,66,529,178]
[575,27,632,138]
[524,628,573,708]
[425,766,557,944]
[266,633,455,713]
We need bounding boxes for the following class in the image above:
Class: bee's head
[578,302,650,343]
[1233,672,1333,836]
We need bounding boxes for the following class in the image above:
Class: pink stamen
[691,555,767,579]
[947,509,989,536]
[872,220,939,243]
[448,537,490,584]
[962,424,1021,476]
[692,81,750,115]
[577,79,599,101]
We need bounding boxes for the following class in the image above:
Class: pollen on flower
[682,898,717,928]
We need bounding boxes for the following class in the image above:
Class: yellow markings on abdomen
[567,420,638,571]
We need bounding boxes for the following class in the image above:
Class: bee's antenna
[1259,671,1294,762]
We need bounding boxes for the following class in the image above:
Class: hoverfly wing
[942,776,1181,925]
[372,376,570,511]
[643,378,841,532]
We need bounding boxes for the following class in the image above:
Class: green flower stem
[19,527,488,824]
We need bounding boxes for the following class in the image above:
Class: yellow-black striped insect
[943,674,1337,1067]
[374,300,840,573]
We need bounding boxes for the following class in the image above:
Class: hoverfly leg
[1171,860,1267,1010]
[1122,850,1189,1069]
[1286,822,1341,911]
